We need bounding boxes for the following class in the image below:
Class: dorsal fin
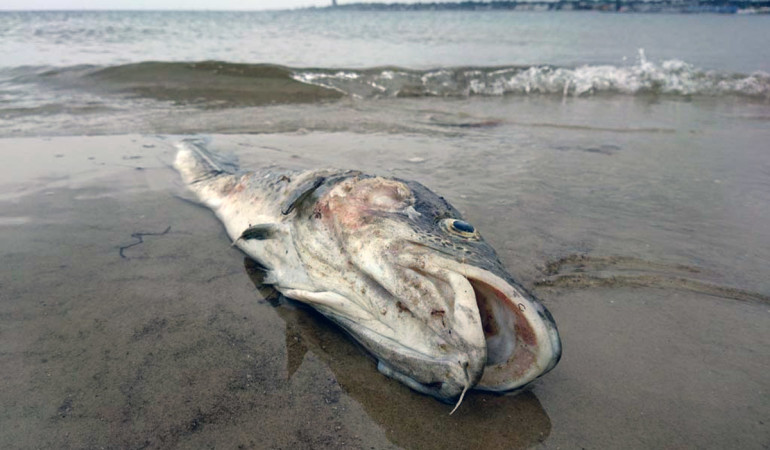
[281,176,326,215]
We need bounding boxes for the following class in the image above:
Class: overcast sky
[0,0,451,11]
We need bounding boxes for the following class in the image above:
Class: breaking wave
[293,52,770,99]
[2,54,768,115]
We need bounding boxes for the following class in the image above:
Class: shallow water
[2,10,770,71]
[1,8,769,449]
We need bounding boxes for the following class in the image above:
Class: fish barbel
[174,139,561,407]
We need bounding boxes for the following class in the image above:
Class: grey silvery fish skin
[173,138,561,406]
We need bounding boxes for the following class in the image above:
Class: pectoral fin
[238,223,279,241]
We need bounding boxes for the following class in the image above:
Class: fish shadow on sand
[243,257,552,450]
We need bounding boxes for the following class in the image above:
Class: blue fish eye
[451,220,475,233]
[440,218,478,238]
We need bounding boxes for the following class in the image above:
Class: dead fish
[174,138,561,411]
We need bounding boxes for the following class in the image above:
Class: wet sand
[1,135,768,449]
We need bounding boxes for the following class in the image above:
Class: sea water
[0,9,768,449]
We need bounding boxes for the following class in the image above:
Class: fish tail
[173,138,240,185]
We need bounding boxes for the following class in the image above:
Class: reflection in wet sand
[244,257,551,450]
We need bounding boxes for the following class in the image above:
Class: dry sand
[0,135,768,449]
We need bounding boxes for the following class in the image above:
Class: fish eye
[440,219,479,239]
[452,220,475,233]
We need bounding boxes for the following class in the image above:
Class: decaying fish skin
[174,138,561,405]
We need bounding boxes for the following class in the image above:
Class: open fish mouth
[355,253,561,402]
[457,264,562,392]
[423,258,561,395]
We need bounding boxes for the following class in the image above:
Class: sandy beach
[1,134,767,449]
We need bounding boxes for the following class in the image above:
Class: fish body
[174,139,561,404]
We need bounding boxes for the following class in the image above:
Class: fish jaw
[291,258,563,401]
[279,283,487,402]
[435,259,562,393]
[340,314,482,401]
[318,242,489,401]
[278,248,561,401]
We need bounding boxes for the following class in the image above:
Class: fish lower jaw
[376,359,472,403]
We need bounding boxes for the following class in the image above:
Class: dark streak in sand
[119,226,172,259]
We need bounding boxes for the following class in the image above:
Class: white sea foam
[292,52,770,99]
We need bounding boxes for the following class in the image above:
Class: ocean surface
[1,10,770,137]
[1,9,769,449]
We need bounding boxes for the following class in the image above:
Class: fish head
[289,174,561,402]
